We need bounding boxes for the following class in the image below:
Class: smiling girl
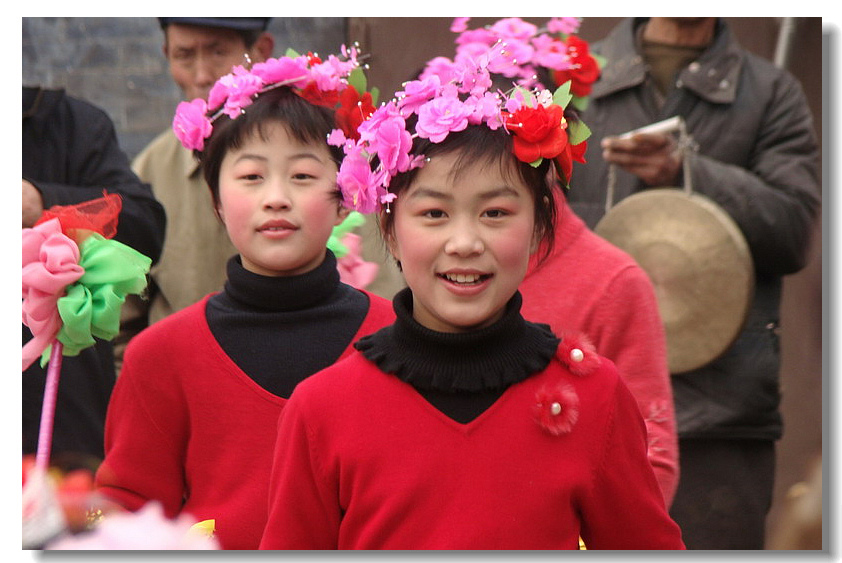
[259,48,684,550]
[94,49,394,550]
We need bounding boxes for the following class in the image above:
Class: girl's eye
[423,209,446,219]
[483,209,508,218]
[239,173,262,181]
[292,173,315,181]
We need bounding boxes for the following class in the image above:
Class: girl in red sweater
[260,48,685,550]
[94,48,394,549]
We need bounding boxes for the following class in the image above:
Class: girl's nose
[443,221,484,257]
[262,182,292,210]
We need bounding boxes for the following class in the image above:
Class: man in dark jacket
[567,18,820,549]
[22,86,166,467]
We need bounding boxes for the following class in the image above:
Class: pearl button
[570,348,584,363]
[688,62,700,73]
[551,402,562,415]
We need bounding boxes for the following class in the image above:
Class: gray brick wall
[22,17,347,160]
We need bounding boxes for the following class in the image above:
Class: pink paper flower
[464,92,504,129]
[533,381,579,436]
[531,34,572,71]
[372,115,414,174]
[396,75,442,115]
[420,57,459,86]
[357,102,402,146]
[487,37,534,78]
[490,17,538,42]
[250,56,311,88]
[450,17,470,33]
[337,147,387,213]
[547,17,581,35]
[22,218,84,370]
[336,233,379,289]
[415,96,471,143]
[455,28,497,47]
[209,65,264,119]
[172,98,212,151]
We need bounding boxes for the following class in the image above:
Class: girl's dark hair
[381,122,558,264]
[197,86,344,208]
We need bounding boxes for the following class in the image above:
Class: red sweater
[95,291,394,550]
[260,344,685,550]
[520,199,678,506]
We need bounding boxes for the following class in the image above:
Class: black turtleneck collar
[206,249,369,398]
[355,288,559,393]
[222,249,340,312]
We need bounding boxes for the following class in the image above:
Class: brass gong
[595,188,754,374]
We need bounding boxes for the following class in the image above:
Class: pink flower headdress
[172,44,376,155]
[330,17,598,213]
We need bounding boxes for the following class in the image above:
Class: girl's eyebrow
[407,186,521,200]
[232,152,326,165]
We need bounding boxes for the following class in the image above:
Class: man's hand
[22,180,44,227]
[601,132,682,187]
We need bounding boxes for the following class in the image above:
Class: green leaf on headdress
[593,53,608,70]
[567,118,592,146]
[370,86,380,106]
[529,157,544,168]
[512,86,534,108]
[348,67,368,96]
[553,81,573,109]
[570,94,589,112]
[285,48,302,58]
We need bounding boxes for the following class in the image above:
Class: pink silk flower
[22,218,84,370]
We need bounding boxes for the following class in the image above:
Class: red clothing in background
[95,292,394,549]
[521,199,678,505]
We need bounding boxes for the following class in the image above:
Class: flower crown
[172,44,377,153]
[329,17,600,214]
[440,17,605,109]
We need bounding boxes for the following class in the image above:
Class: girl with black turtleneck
[95,66,394,550]
[261,122,685,549]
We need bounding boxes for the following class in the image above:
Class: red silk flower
[556,138,588,186]
[505,103,568,164]
[335,86,376,141]
[552,35,600,98]
[296,82,340,108]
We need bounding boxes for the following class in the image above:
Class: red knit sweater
[520,199,678,506]
[95,291,394,550]
[260,344,685,550]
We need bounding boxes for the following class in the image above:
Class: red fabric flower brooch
[533,331,600,436]
[533,382,580,436]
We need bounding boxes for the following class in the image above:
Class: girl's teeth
[447,274,480,284]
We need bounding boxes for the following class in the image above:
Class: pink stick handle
[35,341,64,473]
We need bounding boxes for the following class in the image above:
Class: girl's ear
[381,213,401,264]
[529,196,551,254]
[334,203,351,226]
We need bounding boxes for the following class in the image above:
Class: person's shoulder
[125,298,209,356]
[544,330,622,387]
[360,289,396,320]
[293,351,378,402]
[134,128,181,162]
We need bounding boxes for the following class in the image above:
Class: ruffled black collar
[355,288,559,392]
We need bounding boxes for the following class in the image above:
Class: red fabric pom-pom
[556,331,600,376]
[533,382,579,436]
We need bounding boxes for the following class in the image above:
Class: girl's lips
[258,219,297,231]
[437,271,493,295]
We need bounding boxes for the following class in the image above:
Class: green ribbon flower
[327,211,366,258]
[40,234,151,366]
